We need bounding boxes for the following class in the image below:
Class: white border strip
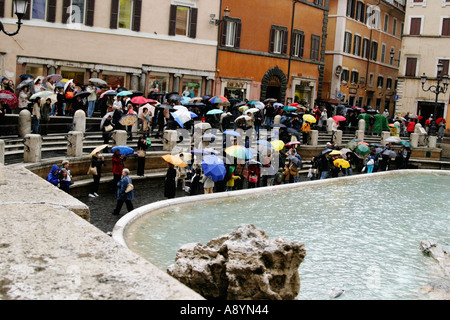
[112,169,450,248]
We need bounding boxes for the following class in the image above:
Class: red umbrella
[333,115,346,122]
[0,90,19,109]
[130,96,148,105]
[436,117,446,125]
[286,141,301,147]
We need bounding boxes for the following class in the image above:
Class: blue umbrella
[256,140,272,147]
[117,90,133,97]
[207,109,223,115]
[201,155,226,182]
[190,112,198,119]
[222,130,241,137]
[191,148,219,155]
[111,145,134,156]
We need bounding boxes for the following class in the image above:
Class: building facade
[0,0,220,97]
[215,0,328,107]
[396,0,450,132]
[323,0,405,114]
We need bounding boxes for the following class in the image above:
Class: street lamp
[210,7,230,25]
[421,62,449,119]
[0,0,30,36]
[389,48,400,67]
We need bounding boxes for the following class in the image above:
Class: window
[371,41,378,61]
[386,78,393,90]
[311,35,321,61]
[314,0,323,6]
[356,1,365,22]
[269,26,288,54]
[341,69,349,82]
[409,17,422,35]
[351,70,359,84]
[384,14,389,32]
[343,32,352,53]
[377,76,384,88]
[390,48,395,65]
[438,59,449,76]
[347,0,356,19]
[32,0,46,20]
[381,44,386,63]
[393,18,397,36]
[405,57,417,77]
[362,38,370,59]
[168,4,198,38]
[221,18,241,49]
[442,18,450,36]
[291,30,305,58]
[353,35,361,56]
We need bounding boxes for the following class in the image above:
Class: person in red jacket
[406,119,416,137]
[112,149,126,191]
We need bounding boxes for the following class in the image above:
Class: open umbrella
[397,140,412,147]
[209,96,229,104]
[271,140,285,151]
[0,90,18,109]
[16,79,34,91]
[75,91,91,99]
[158,104,175,111]
[162,154,187,168]
[201,155,227,182]
[173,105,188,112]
[201,133,216,141]
[100,90,116,99]
[206,109,223,115]
[171,110,191,128]
[111,145,134,156]
[288,155,302,167]
[222,130,241,137]
[100,111,114,129]
[247,100,265,109]
[191,148,219,155]
[119,114,138,126]
[117,90,134,97]
[89,78,107,86]
[194,122,212,130]
[355,144,370,156]
[283,106,297,112]
[64,79,73,92]
[239,105,249,113]
[334,159,350,168]
[90,144,108,157]
[286,141,301,147]
[235,115,251,122]
[45,74,63,83]
[138,104,156,121]
[385,136,401,143]
[329,150,342,156]
[189,97,203,103]
[30,91,55,101]
[303,114,316,123]
[131,96,148,105]
[225,145,254,160]
[246,108,260,113]
[333,115,346,122]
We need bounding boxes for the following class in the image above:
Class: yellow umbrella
[329,150,342,156]
[89,144,108,157]
[303,114,316,123]
[271,140,285,151]
[239,105,249,113]
[333,159,350,168]
[162,154,187,168]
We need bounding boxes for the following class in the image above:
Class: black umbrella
[75,91,90,99]
[273,123,287,128]
[157,104,175,110]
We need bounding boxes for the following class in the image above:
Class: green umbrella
[398,140,412,147]
[356,144,370,155]
[345,140,358,151]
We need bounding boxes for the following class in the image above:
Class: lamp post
[421,63,449,119]
[0,0,30,36]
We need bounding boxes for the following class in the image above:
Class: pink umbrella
[131,96,148,105]
[100,90,116,99]
[0,90,19,109]
[333,115,346,122]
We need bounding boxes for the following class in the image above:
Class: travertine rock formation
[167,224,306,300]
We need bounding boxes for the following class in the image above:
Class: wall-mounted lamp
[389,48,400,66]
[209,7,230,25]
[0,0,30,37]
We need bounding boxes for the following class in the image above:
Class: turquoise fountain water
[123,171,450,300]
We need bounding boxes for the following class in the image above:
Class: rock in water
[167,224,306,300]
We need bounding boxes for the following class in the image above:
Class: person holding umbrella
[18,86,30,114]
[112,168,134,216]
[88,150,106,198]
[164,162,177,199]
[31,97,42,134]
[112,148,126,191]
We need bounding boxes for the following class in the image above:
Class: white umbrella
[385,136,401,143]
[138,104,155,121]
[30,91,54,100]
[173,105,188,112]
[246,108,260,113]
[171,109,192,127]
[89,78,107,86]
[64,79,73,92]
[100,111,114,129]
[194,122,212,130]
[235,115,251,121]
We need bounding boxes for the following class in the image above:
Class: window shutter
[46,0,57,23]
[188,7,198,38]
[410,18,421,35]
[220,20,228,46]
[442,18,450,36]
[110,0,119,29]
[0,0,5,18]
[62,0,71,24]
[269,27,275,53]
[132,0,142,31]
[86,0,95,27]
[169,5,177,36]
[234,20,241,49]
[405,58,417,77]
[282,29,288,55]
